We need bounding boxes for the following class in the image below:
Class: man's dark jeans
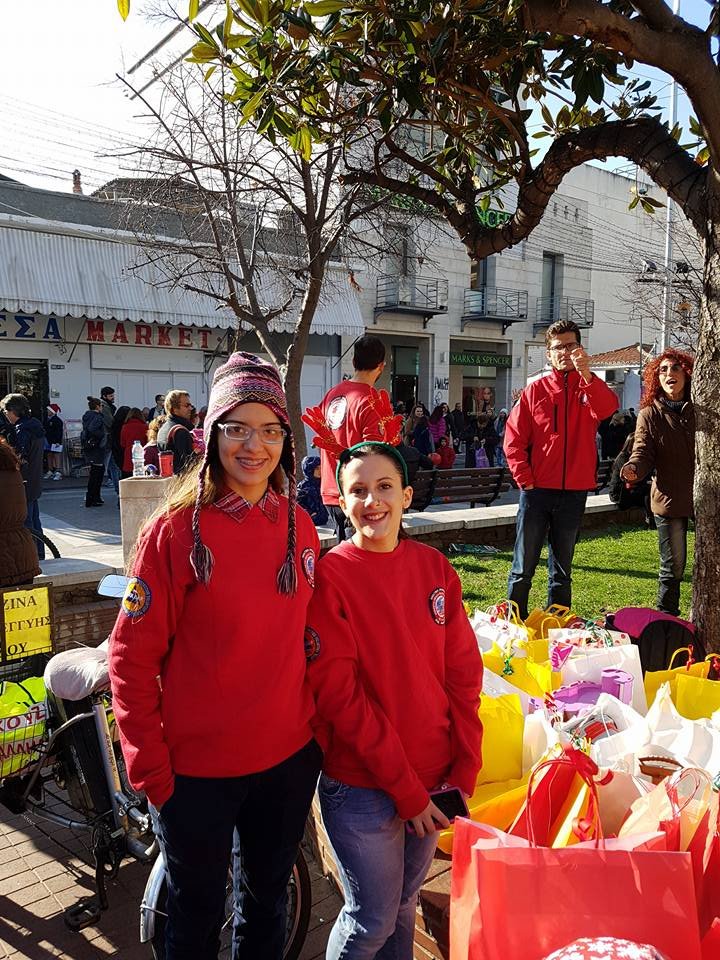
[152,739,322,960]
[328,504,351,542]
[508,488,588,620]
[24,498,44,560]
[655,515,689,617]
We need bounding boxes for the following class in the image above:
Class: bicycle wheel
[149,849,312,959]
[30,530,61,559]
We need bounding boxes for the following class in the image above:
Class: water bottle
[131,441,145,478]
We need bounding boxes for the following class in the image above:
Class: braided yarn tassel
[277,472,298,595]
[189,461,215,585]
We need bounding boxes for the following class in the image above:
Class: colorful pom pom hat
[191,351,298,594]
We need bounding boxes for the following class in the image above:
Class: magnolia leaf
[304,0,346,15]
[628,195,640,210]
[289,124,313,160]
[189,0,200,20]
[117,0,130,19]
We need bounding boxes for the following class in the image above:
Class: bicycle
[29,528,61,559]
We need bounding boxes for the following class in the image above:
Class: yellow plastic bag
[644,648,715,709]
[675,671,720,720]
[482,648,562,699]
[478,694,524,785]
[437,775,529,854]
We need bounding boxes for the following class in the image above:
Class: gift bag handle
[525,748,610,849]
[665,766,713,817]
[539,616,562,639]
[668,647,693,670]
[545,604,571,617]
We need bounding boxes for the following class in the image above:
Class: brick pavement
[0,803,342,959]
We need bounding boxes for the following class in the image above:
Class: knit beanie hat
[191,351,298,594]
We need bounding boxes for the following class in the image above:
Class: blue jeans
[24,498,44,561]
[655,515,689,617]
[105,454,121,494]
[508,488,588,619]
[319,777,438,960]
[151,739,321,960]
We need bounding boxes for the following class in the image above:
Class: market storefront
[448,343,513,415]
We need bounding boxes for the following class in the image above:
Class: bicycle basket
[0,676,48,780]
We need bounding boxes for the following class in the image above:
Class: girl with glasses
[109,353,322,960]
[304,439,482,960]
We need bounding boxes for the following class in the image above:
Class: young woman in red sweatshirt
[108,353,322,960]
[305,441,482,960]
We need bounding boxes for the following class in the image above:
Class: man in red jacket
[504,320,619,618]
[318,335,387,540]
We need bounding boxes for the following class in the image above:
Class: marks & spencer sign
[450,352,512,368]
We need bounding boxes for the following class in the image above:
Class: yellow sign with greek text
[1,586,53,661]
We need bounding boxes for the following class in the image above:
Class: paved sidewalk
[0,801,341,959]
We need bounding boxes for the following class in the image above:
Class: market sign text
[449,352,512,368]
[0,313,221,350]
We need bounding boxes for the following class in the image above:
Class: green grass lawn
[449,522,694,621]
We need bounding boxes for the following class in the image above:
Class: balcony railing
[534,296,595,334]
[374,274,449,324]
[461,286,528,332]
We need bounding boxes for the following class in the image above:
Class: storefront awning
[0,215,365,338]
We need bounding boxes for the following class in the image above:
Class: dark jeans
[508,488,588,619]
[85,463,104,505]
[24,498,44,561]
[328,504,352,543]
[153,739,322,960]
[655,515,689,617]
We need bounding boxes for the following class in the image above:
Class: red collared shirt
[213,486,280,525]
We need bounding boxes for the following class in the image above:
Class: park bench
[410,466,512,512]
[595,458,613,493]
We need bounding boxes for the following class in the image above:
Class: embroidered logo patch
[429,588,446,625]
[326,395,348,430]
[121,577,152,619]
[301,548,316,588]
[304,627,321,662]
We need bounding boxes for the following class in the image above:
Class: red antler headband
[301,388,403,454]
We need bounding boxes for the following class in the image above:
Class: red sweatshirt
[120,420,149,473]
[504,369,619,490]
[108,495,319,807]
[306,539,483,819]
[319,381,385,505]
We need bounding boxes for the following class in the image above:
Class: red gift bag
[450,817,700,960]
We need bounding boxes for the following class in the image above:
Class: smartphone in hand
[406,785,469,834]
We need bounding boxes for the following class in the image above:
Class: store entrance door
[391,346,419,412]
[0,362,49,420]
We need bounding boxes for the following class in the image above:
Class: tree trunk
[281,272,325,462]
[691,171,720,651]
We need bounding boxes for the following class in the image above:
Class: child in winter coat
[297,455,329,526]
[436,435,456,470]
[305,441,483,960]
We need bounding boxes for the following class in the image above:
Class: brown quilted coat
[0,445,41,588]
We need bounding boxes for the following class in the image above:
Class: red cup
[158,452,174,478]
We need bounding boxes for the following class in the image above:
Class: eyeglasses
[549,343,579,353]
[659,363,683,374]
[217,422,287,444]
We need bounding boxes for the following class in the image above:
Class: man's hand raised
[570,345,592,384]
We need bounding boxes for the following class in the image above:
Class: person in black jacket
[1,393,47,559]
[608,432,652,526]
[82,397,108,508]
[157,390,196,475]
[44,403,64,479]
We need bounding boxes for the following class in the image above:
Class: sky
[0,0,712,197]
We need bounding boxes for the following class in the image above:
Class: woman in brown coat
[621,349,695,616]
[0,438,41,587]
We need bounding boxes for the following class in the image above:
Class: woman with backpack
[81,397,107,508]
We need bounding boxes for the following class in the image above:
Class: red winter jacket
[318,381,385,506]
[504,370,618,491]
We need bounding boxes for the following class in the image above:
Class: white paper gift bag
[561,643,647,714]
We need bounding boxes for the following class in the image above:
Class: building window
[541,252,562,321]
[384,223,411,277]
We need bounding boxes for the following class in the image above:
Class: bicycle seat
[44,640,110,701]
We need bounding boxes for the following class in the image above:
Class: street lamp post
[660,0,682,351]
